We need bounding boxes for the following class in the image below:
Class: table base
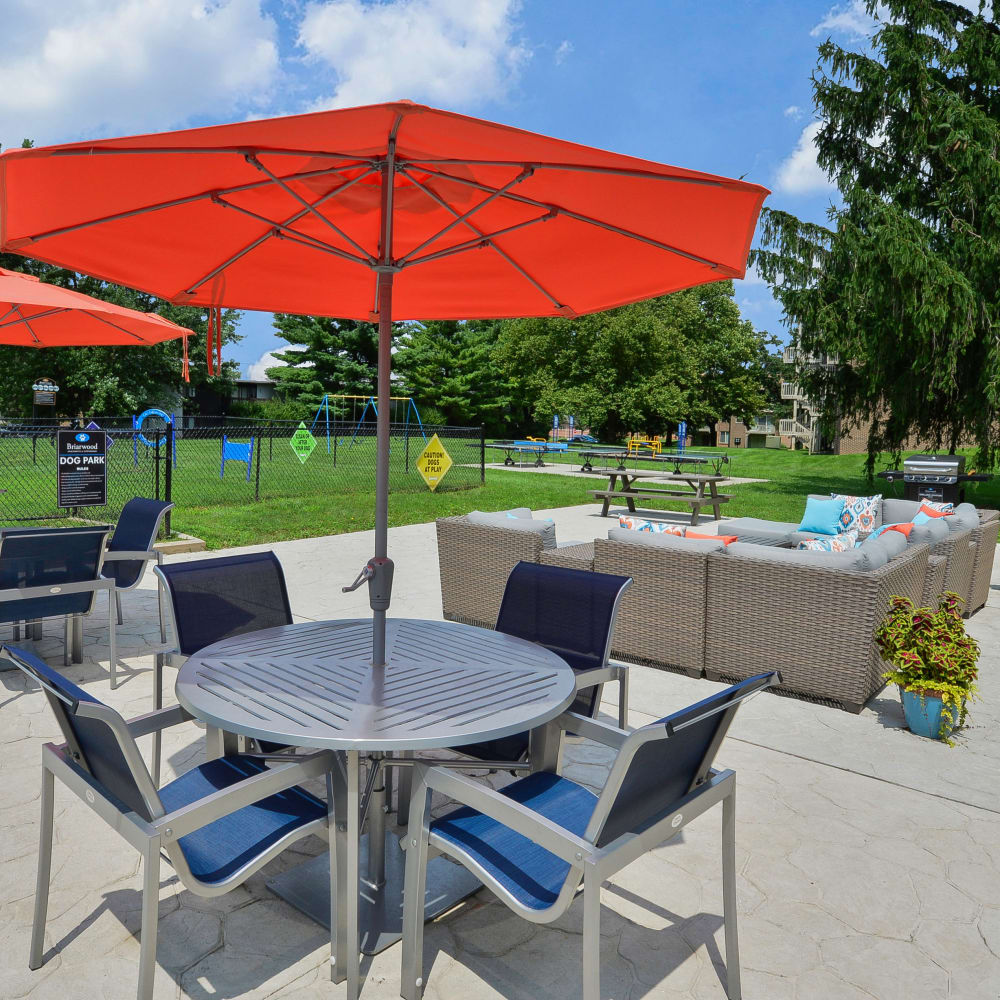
[267,831,482,955]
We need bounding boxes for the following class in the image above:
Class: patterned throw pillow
[617,515,684,535]
[831,494,882,534]
[920,500,954,514]
[797,530,859,553]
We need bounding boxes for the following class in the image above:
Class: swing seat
[220,435,254,481]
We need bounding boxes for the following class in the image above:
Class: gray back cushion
[466,510,556,549]
[882,498,923,524]
[908,517,950,546]
[948,503,979,533]
[863,529,907,561]
[726,542,867,570]
[607,527,726,552]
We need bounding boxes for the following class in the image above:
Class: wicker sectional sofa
[436,501,997,714]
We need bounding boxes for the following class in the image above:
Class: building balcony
[779,418,812,438]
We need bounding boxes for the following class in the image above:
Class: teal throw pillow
[798,495,846,536]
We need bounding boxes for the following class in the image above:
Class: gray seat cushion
[607,527,726,552]
[723,517,799,546]
[726,542,869,570]
[466,510,556,549]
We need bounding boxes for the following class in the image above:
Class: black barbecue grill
[878,454,990,505]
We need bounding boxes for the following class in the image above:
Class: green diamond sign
[290,421,317,464]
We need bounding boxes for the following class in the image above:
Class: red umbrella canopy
[0,101,768,320]
[0,266,188,347]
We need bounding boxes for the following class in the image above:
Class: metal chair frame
[3,645,334,1000]
[400,674,780,1000]
[0,526,116,678]
[101,499,174,628]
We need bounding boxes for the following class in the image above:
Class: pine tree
[753,0,1000,471]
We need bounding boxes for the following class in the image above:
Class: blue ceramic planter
[900,687,960,740]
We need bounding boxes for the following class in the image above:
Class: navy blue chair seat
[158,755,326,885]
[432,771,598,911]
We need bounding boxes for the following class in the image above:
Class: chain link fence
[0,414,485,529]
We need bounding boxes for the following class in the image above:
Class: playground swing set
[309,393,426,453]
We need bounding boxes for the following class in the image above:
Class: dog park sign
[290,422,317,464]
[57,429,107,508]
[416,434,452,491]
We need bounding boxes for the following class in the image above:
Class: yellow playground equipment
[627,433,662,456]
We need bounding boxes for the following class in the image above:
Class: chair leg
[32,619,43,641]
[581,868,601,1000]
[109,590,117,689]
[63,617,72,667]
[29,766,55,970]
[137,845,161,1000]
[115,590,123,627]
[618,669,629,731]
[71,615,83,664]
[401,777,431,1000]
[331,751,360,997]
[396,762,413,817]
[152,654,163,787]
[722,787,742,1000]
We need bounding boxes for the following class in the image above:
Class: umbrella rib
[12,306,41,345]
[413,165,736,273]
[396,167,534,266]
[399,158,726,187]
[0,306,67,329]
[183,170,379,297]
[245,154,376,263]
[48,144,379,162]
[87,312,155,343]
[397,168,565,309]
[401,215,555,269]
[18,162,372,247]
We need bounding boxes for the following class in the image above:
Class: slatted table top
[176,618,576,751]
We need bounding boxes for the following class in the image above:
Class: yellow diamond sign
[416,433,453,491]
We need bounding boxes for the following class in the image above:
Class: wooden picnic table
[577,450,730,475]
[589,468,732,524]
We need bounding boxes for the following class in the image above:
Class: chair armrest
[417,762,593,864]
[152,750,334,840]
[573,665,625,689]
[126,704,193,738]
[102,549,160,563]
[552,710,629,749]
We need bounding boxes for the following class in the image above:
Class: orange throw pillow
[886,523,915,538]
[686,531,738,545]
[918,503,953,518]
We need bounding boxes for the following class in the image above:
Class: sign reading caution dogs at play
[416,434,453,491]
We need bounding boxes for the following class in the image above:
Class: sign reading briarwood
[57,429,107,507]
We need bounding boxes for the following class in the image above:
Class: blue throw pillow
[798,495,846,536]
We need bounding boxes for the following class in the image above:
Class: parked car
[568,434,598,444]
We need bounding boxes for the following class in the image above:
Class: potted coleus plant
[875,593,979,743]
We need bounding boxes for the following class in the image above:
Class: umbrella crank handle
[343,557,394,612]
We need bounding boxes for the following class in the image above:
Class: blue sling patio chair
[0,524,116,677]
[100,496,174,628]
[1,644,335,1000]
[152,551,294,783]
[400,671,781,1000]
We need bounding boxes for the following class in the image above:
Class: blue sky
[3,0,878,376]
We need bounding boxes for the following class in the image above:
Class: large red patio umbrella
[0,266,189,347]
[0,100,769,663]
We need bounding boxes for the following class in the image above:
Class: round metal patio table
[175,617,576,1000]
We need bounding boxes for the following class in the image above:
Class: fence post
[405,420,410,472]
[269,422,273,461]
[154,432,161,501]
[333,423,338,467]
[254,428,262,501]
[164,423,173,535]
[480,425,486,484]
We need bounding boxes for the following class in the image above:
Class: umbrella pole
[372,269,394,666]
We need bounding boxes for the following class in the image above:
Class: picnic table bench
[589,468,732,524]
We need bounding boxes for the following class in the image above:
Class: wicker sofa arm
[592,536,711,678]
[968,510,999,616]
[704,543,929,713]
[435,516,543,629]
[539,542,595,572]
[921,554,948,606]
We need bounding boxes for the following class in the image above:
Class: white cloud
[812,1,875,39]
[555,40,573,65]
[298,0,529,110]
[246,345,309,381]
[775,121,835,195]
[0,0,279,146]
[783,105,802,119]
[735,262,766,287]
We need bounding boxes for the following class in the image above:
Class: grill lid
[903,454,965,482]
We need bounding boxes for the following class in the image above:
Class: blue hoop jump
[221,435,254,481]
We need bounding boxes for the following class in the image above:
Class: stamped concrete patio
[2,503,999,1000]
